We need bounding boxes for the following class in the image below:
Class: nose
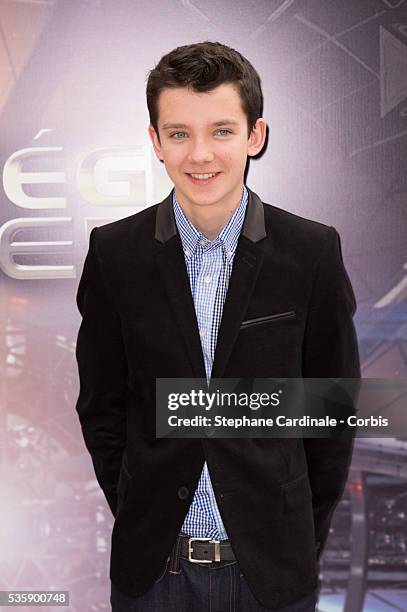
[187,137,215,165]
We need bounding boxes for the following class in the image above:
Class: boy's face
[148,83,266,213]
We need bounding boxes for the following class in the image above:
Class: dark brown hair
[146,41,263,140]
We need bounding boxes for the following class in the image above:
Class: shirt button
[199,239,206,246]
[177,486,189,500]
[204,275,211,284]
[185,249,191,257]
[199,329,206,337]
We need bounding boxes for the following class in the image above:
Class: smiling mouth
[185,172,221,185]
[187,172,220,179]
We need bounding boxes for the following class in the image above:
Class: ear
[247,118,267,157]
[148,124,164,161]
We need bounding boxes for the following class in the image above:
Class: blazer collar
[154,186,266,244]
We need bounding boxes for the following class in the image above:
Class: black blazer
[75,187,360,608]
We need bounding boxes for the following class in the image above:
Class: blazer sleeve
[75,227,128,517]
[301,225,361,560]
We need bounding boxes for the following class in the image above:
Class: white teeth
[189,172,218,179]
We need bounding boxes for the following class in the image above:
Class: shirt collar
[172,185,248,261]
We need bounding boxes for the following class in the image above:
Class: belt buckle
[188,537,221,563]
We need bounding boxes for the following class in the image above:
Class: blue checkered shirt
[172,185,248,540]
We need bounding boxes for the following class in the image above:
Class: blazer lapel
[154,192,206,379]
[211,189,266,380]
[154,187,267,381]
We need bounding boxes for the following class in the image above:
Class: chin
[188,193,224,207]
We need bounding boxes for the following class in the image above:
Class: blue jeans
[110,543,319,611]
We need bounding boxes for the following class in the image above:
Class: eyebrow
[161,119,240,130]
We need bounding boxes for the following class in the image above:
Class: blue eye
[216,129,232,136]
[170,132,187,139]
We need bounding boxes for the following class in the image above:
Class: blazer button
[177,486,189,500]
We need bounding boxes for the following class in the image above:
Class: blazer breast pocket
[240,310,296,329]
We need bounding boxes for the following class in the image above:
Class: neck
[176,185,244,241]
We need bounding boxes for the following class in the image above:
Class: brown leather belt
[178,533,236,563]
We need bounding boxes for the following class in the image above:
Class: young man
[75,41,360,611]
